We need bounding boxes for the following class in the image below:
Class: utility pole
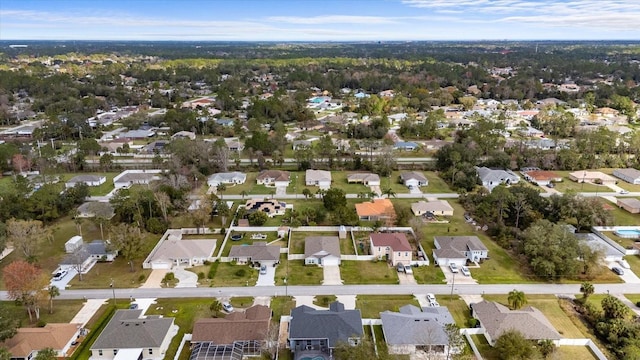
[110,279,116,306]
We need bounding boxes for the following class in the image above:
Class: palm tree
[48,285,60,314]
[210,299,222,317]
[316,189,327,200]
[216,183,227,199]
[382,187,396,199]
[240,190,248,199]
[302,188,312,199]
[507,289,527,310]
[580,282,594,300]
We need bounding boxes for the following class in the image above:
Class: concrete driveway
[140,269,168,288]
[440,265,477,285]
[370,185,382,196]
[50,268,78,290]
[606,183,626,193]
[607,261,640,283]
[398,272,417,285]
[322,265,342,285]
[409,187,422,195]
[256,265,276,286]
[174,268,198,288]
[70,299,108,327]
[276,186,287,196]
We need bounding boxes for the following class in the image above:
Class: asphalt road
[11,283,640,302]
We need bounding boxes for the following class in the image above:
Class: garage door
[322,257,340,266]
[151,262,172,270]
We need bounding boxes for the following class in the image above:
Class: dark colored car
[612,267,624,276]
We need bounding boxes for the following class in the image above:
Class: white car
[260,265,268,275]
[618,259,631,269]
[461,266,471,276]
[404,265,413,274]
[53,270,68,281]
[429,301,440,307]
[426,293,436,303]
[222,302,234,312]
[449,263,459,273]
[619,190,630,195]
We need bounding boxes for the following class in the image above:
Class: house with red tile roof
[355,199,396,221]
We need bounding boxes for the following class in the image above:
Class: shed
[65,236,83,254]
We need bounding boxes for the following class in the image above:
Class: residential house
[519,126,544,137]
[288,302,363,359]
[575,233,624,263]
[65,236,83,253]
[304,236,341,266]
[411,200,454,216]
[471,300,561,346]
[400,171,428,188]
[113,169,163,189]
[475,166,520,192]
[76,202,115,219]
[568,171,617,185]
[370,232,412,266]
[355,198,396,221]
[244,198,288,217]
[256,170,291,187]
[381,305,457,356]
[141,140,169,154]
[190,305,271,360]
[224,138,244,152]
[521,170,562,186]
[228,242,280,267]
[305,169,332,189]
[171,131,196,140]
[0,323,83,360]
[613,168,640,185]
[393,141,419,151]
[144,230,216,269]
[59,240,118,274]
[65,175,107,188]
[421,139,452,151]
[207,172,247,187]
[293,138,318,150]
[433,236,488,267]
[118,129,156,139]
[347,173,381,186]
[85,240,118,262]
[215,118,235,127]
[618,198,640,214]
[90,309,178,360]
[378,90,395,98]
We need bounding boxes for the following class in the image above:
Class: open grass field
[275,258,323,285]
[356,295,419,318]
[341,261,399,285]
[412,264,446,284]
[1,299,85,327]
[208,261,258,287]
[424,171,455,193]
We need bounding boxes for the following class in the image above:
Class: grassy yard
[285,171,316,195]
[332,171,377,194]
[208,261,258,287]
[2,299,85,327]
[220,172,259,195]
[423,171,455,193]
[551,171,612,193]
[412,264,446,284]
[229,297,254,309]
[314,295,338,307]
[555,346,599,360]
[356,295,420,318]
[606,207,640,227]
[271,296,296,321]
[222,231,282,257]
[58,172,120,196]
[275,258,323,285]
[341,261,399,285]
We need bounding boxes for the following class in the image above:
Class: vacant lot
[356,295,419,318]
[275,258,323,285]
[208,262,258,287]
[341,261,399,284]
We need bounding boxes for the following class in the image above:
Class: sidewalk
[70,299,109,327]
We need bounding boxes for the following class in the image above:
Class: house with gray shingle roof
[381,305,459,356]
[90,309,178,360]
[288,302,363,359]
[613,168,640,185]
[305,169,332,189]
[228,242,280,267]
[433,236,488,267]
[304,236,341,266]
[65,175,106,188]
[400,171,428,188]
[207,172,247,187]
[471,300,561,346]
[475,166,520,192]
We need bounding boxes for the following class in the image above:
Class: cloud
[267,15,397,25]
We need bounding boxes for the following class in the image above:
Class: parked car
[546,182,555,188]
[129,303,139,309]
[426,293,436,303]
[461,266,471,276]
[222,302,234,312]
[52,270,68,281]
[260,265,267,275]
[612,267,625,276]
[449,263,459,273]
[397,263,405,273]
[429,301,440,307]
[618,259,631,269]
[404,265,413,274]
[619,190,630,194]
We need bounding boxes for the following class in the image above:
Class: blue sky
[1,0,639,41]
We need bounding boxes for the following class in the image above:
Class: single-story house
[521,170,563,186]
[215,118,235,127]
[355,198,396,221]
[411,200,454,216]
[244,198,288,217]
[304,236,341,266]
[190,305,271,359]
[90,309,178,360]
[256,170,291,187]
[59,240,118,273]
[145,231,216,270]
[347,173,381,186]
[0,323,83,360]
[113,169,163,189]
[568,171,617,185]
[85,240,118,262]
[171,131,196,140]
[393,141,419,151]
[617,198,640,214]
[76,202,115,219]
[288,302,363,360]
[228,242,280,267]
[117,129,156,139]
[293,139,318,150]
[400,171,428,188]
[370,232,412,266]
[519,126,544,137]
[207,172,247,187]
[381,305,457,356]
[65,175,106,188]
[305,169,332,189]
[476,167,520,192]
[613,168,640,185]
[471,300,561,346]
[225,138,244,152]
[575,233,624,262]
[433,236,488,267]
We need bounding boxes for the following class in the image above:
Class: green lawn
[223,231,282,257]
[271,296,296,321]
[412,265,446,284]
[551,171,612,193]
[341,261,399,285]
[555,346,599,360]
[606,207,640,227]
[331,171,377,193]
[220,173,258,195]
[208,262,258,287]
[285,171,316,195]
[2,299,85,327]
[423,171,455,193]
[356,295,420,318]
[275,258,323,285]
[314,295,338,307]
[437,297,473,327]
[383,171,411,194]
[229,297,254,309]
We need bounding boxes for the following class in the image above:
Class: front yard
[275,258,324,285]
[341,261,399,284]
[207,261,258,287]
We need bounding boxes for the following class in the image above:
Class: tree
[0,221,6,255]
[508,289,527,310]
[580,282,594,300]
[153,191,172,223]
[381,187,396,199]
[601,295,629,320]
[47,285,59,314]
[538,339,556,358]
[0,347,10,360]
[522,220,582,280]
[248,211,268,226]
[323,188,347,211]
[0,304,19,342]
[216,183,227,199]
[445,323,466,359]
[2,260,48,322]
[110,223,145,272]
[240,190,248,199]
[34,348,57,360]
[216,200,231,226]
[494,330,540,360]
[209,299,222,317]
[7,218,46,262]
[302,188,313,199]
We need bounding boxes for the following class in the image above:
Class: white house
[475,166,520,192]
[613,168,640,185]
[304,236,341,266]
[113,169,163,189]
[347,173,381,186]
[305,169,332,189]
[433,236,488,267]
[400,172,428,188]
[411,200,454,216]
[207,172,247,187]
[65,175,106,188]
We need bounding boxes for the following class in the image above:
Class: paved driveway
[50,268,78,290]
[140,269,168,288]
[607,261,640,284]
[70,299,108,327]
[322,265,342,285]
[440,265,477,285]
[398,272,417,285]
[276,186,287,196]
[256,265,276,286]
[409,187,422,195]
[174,268,198,288]
[370,185,382,196]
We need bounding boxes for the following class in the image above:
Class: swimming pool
[614,229,640,239]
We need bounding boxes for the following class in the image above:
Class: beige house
[618,198,640,214]
[256,170,290,187]
[568,171,617,185]
[144,230,217,270]
[1,323,82,360]
[370,233,412,266]
[411,200,454,216]
[347,173,381,186]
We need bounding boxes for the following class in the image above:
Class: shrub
[198,272,205,280]
[163,272,175,282]
[208,261,218,279]
[468,318,479,328]
[235,268,247,277]
[37,320,47,327]
[138,274,146,282]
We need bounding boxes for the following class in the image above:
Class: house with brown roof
[521,170,563,186]
[347,173,381,186]
[433,236,488,267]
[304,236,341,266]
[355,198,396,221]
[190,305,271,360]
[370,233,412,266]
[471,300,561,346]
[1,323,82,360]
[228,242,281,267]
[618,198,640,214]
[256,170,290,187]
